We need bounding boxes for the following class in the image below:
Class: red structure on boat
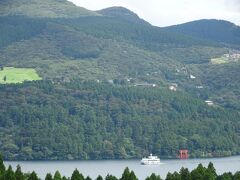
[179,149,189,159]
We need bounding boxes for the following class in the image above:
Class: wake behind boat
[141,154,161,165]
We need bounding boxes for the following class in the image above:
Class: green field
[0,67,42,84]
[211,56,229,64]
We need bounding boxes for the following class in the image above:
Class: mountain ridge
[97,6,151,25]
[164,19,240,45]
[0,0,100,18]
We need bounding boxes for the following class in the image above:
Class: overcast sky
[68,0,240,27]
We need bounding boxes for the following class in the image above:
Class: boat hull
[141,161,161,165]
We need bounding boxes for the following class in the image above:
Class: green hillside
[0,16,182,84]
[0,0,99,18]
[0,81,239,160]
[164,19,240,46]
[0,0,240,160]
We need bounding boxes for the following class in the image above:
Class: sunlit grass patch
[0,67,42,84]
[211,57,229,64]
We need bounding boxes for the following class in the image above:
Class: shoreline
[4,154,240,162]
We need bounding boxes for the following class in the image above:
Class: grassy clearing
[211,56,229,64]
[0,67,42,84]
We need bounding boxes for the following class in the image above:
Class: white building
[205,100,214,106]
[190,75,196,79]
[169,86,177,91]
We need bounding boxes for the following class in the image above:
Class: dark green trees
[3,76,6,82]
[233,172,240,180]
[54,171,62,180]
[190,163,206,180]
[0,81,240,160]
[105,174,118,180]
[28,171,38,180]
[5,166,16,180]
[179,168,190,180]
[15,165,24,180]
[85,176,92,180]
[146,173,162,180]
[206,162,217,180]
[71,169,84,180]
[96,175,103,180]
[62,176,68,180]
[45,173,53,180]
[166,172,181,180]
[216,172,233,180]
[120,167,138,180]
[0,154,5,179]
[165,162,219,180]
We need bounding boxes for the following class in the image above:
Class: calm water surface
[5,156,240,179]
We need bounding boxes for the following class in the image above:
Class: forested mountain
[0,0,239,160]
[164,19,240,46]
[0,0,99,18]
[97,7,150,25]
[0,81,239,160]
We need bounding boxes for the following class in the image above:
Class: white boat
[141,154,161,165]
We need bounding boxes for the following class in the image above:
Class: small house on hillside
[190,74,196,79]
[205,100,214,106]
[134,83,156,87]
[169,86,177,91]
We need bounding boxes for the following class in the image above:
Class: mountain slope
[0,17,181,83]
[0,81,239,160]
[164,19,240,46]
[97,6,150,25]
[0,0,240,160]
[0,0,99,18]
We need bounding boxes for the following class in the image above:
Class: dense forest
[0,0,240,161]
[0,81,239,160]
[0,154,240,180]
[164,19,240,45]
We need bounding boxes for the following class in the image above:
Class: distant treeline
[0,154,240,180]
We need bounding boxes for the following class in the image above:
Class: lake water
[5,156,240,179]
